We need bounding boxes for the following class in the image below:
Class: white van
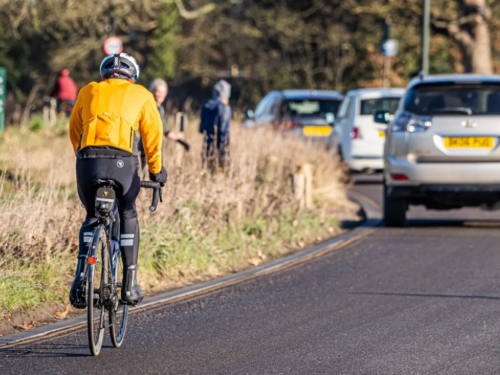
[328,88,404,172]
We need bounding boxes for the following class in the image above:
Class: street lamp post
[422,0,431,75]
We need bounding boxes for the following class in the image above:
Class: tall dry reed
[0,121,353,316]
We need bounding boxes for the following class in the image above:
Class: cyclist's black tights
[76,157,140,269]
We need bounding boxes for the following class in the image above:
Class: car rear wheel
[384,185,407,227]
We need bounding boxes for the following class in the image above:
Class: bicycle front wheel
[87,226,109,356]
[109,248,129,348]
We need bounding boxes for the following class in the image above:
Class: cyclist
[68,53,167,308]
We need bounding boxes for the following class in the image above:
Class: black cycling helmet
[100,53,140,81]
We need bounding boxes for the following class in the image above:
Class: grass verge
[0,120,358,334]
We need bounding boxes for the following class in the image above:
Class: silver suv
[376,74,500,226]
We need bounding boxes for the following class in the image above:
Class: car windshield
[404,83,500,115]
[359,97,401,115]
[284,99,341,117]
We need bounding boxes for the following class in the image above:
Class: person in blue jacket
[199,80,232,172]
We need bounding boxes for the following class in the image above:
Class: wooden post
[50,98,57,126]
[43,100,50,126]
[291,173,305,209]
[42,97,57,126]
[302,163,313,210]
[174,112,187,168]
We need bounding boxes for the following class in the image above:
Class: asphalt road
[4,176,500,374]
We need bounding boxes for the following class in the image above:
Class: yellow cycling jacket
[69,79,163,174]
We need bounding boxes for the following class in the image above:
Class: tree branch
[173,0,224,20]
[432,13,484,30]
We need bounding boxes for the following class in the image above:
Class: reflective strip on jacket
[69,79,164,174]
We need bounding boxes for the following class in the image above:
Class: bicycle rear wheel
[87,226,109,356]
[109,248,129,348]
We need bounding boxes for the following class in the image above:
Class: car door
[330,97,348,153]
[355,95,401,158]
[255,93,279,127]
[253,94,272,127]
[333,96,354,159]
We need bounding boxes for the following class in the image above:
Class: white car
[379,74,500,226]
[329,88,405,172]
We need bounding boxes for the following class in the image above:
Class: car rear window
[359,97,401,115]
[285,99,341,117]
[404,83,500,115]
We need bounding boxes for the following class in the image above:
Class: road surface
[3,176,500,374]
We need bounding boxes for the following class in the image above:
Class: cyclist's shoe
[69,256,87,309]
[121,265,144,306]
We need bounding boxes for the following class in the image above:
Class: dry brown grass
[0,120,356,326]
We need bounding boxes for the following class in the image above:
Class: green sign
[0,67,5,132]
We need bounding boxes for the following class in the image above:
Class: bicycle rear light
[95,187,116,216]
[88,256,96,265]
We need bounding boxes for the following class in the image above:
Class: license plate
[444,136,494,148]
[303,126,332,137]
[378,130,386,138]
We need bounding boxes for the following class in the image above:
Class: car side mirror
[244,109,255,119]
[374,110,391,124]
[325,112,335,125]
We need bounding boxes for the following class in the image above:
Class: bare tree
[172,0,227,19]
[433,0,492,73]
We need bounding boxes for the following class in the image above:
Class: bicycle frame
[109,203,121,287]
[85,179,161,355]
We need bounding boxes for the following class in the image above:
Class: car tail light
[392,111,432,132]
[391,173,409,181]
[282,120,301,129]
[350,127,361,139]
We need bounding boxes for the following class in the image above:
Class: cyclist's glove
[177,139,190,152]
[150,166,168,187]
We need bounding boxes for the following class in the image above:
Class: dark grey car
[243,90,344,139]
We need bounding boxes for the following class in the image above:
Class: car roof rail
[418,70,425,80]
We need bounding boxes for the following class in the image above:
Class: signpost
[381,19,398,88]
[0,67,5,132]
[422,0,431,75]
[103,36,123,56]
[382,39,398,57]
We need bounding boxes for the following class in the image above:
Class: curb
[0,190,381,348]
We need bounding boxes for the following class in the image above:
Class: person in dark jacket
[199,80,232,172]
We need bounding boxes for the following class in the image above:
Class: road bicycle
[85,179,162,356]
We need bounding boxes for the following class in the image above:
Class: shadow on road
[350,291,500,301]
[352,179,383,186]
[0,342,108,358]
[406,219,500,228]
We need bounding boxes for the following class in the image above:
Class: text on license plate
[444,136,494,148]
[303,126,332,137]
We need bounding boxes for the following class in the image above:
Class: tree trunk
[469,15,492,74]
[434,0,493,74]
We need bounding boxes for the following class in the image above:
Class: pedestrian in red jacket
[50,69,77,104]
[50,69,78,117]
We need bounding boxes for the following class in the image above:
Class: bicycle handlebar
[140,181,163,212]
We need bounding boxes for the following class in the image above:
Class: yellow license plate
[378,130,386,138]
[303,126,332,137]
[444,136,494,148]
